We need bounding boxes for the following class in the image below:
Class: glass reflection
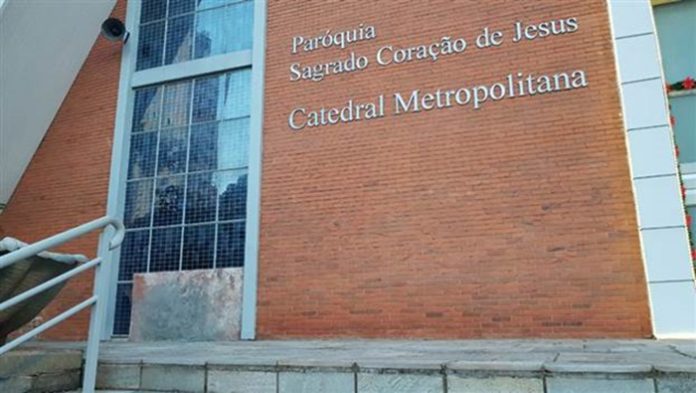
[118,230,150,280]
[194,1,253,60]
[217,222,245,267]
[189,119,248,172]
[137,22,165,70]
[132,86,161,133]
[128,132,157,179]
[165,14,194,65]
[182,224,215,270]
[157,127,188,176]
[162,81,192,128]
[124,179,153,228]
[185,172,217,223]
[218,171,247,221]
[153,175,185,226]
[140,0,166,23]
[150,227,182,271]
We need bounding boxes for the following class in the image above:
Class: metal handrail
[0,216,125,393]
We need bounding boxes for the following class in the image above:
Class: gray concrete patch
[140,364,205,393]
[30,369,81,392]
[449,360,545,373]
[546,377,654,393]
[545,362,653,373]
[358,372,443,393]
[96,363,142,390]
[207,370,276,393]
[448,376,543,393]
[131,268,242,341]
[656,375,696,393]
[0,375,32,392]
[0,348,82,378]
[279,371,354,393]
[654,362,696,373]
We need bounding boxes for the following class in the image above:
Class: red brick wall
[257,0,653,338]
[0,0,652,341]
[0,2,122,340]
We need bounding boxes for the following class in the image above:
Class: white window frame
[99,0,266,340]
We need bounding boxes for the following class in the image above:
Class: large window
[137,0,253,70]
[113,0,254,336]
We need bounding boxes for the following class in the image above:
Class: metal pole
[82,230,114,393]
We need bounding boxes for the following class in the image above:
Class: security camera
[101,18,129,43]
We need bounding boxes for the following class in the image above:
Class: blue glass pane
[218,171,247,221]
[137,22,165,70]
[189,119,248,172]
[157,127,188,176]
[162,81,191,128]
[216,118,248,169]
[189,123,217,172]
[217,222,244,267]
[185,172,217,223]
[182,224,215,270]
[194,1,253,60]
[113,283,133,335]
[169,0,196,16]
[197,0,236,11]
[128,132,157,179]
[192,76,219,123]
[672,95,696,163]
[118,230,150,281]
[132,86,161,132]
[124,180,153,228]
[141,0,166,23]
[219,69,251,118]
[153,175,185,226]
[150,227,182,271]
[165,14,194,65]
[192,70,250,122]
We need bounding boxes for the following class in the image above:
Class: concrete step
[93,361,696,393]
[67,391,161,393]
[0,348,82,393]
[14,340,696,393]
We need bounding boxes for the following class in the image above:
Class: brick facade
[0,1,123,340]
[0,0,652,340]
[256,0,652,338]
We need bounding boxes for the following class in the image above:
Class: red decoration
[666,75,696,92]
[682,185,687,200]
[691,249,696,261]
[676,146,680,157]
[687,214,692,227]
[671,115,676,126]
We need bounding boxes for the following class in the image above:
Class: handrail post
[82,230,115,393]
[0,215,124,393]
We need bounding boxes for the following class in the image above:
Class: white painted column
[607,0,696,338]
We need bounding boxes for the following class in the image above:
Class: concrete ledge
[140,364,205,393]
[96,363,142,390]
[0,348,82,378]
[545,362,653,374]
[19,340,696,392]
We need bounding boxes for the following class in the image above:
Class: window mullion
[131,51,252,88]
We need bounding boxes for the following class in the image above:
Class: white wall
[608,0,696,339]
[0,0,116,206]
